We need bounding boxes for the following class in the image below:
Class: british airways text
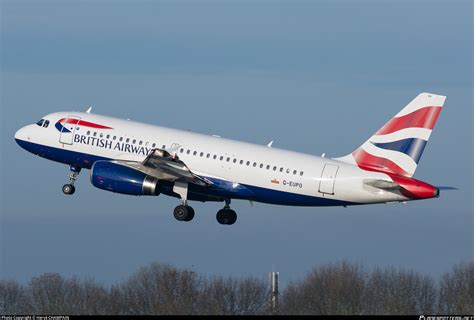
[73,134,152,156]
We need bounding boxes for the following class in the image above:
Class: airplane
[15,92,448,225]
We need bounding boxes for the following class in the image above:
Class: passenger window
[152,143,156,147]
[266,165,270,170]
[233,159,237,163]
[126,138,130,143]
[193,151,197,156]
[139,141,143,145]
[162,145,166,149]
[200,152,204,157]
[87,131,91,135]
[293,170,297,175]
[43,120,50,128]
[226,157,230,162]
[180,148,184,153]
[286,169,290,174]
[259,164,263,168]
[36,119,44,127]
[113,136,117,140]
[213,155,217,160]
[187,149,191,154]
[132,139,136,144]
[246,161,250,166]
[253,162,257,167]
[207,153,210,158]
[240,160,243,165]
[300,171,304,176]
[119,137,123,142]
[106,134,110,139]
[100,133,104,138]
[94,132,98,137]
[220,156,224,161]
[273,166,277,171]
[280,167,283,172]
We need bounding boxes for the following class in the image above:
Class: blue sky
[1,0,472,287]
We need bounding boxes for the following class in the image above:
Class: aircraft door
[59,116,81,145]
[318,164,339,195]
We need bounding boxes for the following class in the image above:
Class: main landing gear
[62,165,81,195]
[171,181,238,225]
[173,204,195,222]
[173,181,195,222]
[216,199,237,225]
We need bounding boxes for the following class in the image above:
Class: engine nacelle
[91,160,159,196]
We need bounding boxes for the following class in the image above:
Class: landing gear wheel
[174,205,195,222]
[216,209,226,224]
[62,184,76,195]
[227,209,237,225]
[216,209,237,225]
[62,165,81,196]
[184,207,195,222]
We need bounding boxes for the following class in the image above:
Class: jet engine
[90,160,160,196]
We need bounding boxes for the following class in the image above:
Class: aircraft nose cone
[15,126,27,141]
[15,126,30,146]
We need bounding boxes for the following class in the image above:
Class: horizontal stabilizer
[437,186,458,190]
[364,179,401,190]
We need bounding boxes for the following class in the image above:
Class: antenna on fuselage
[86,107,93,114]
[267,140,274,148]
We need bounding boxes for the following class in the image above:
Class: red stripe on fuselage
[352,148,411,177]
[376,106,442,135]
[59,118,113,129]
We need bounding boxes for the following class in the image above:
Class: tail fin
[336,92,446,177]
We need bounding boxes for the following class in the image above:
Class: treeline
[1,261,472,315]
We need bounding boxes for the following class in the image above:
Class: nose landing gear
[62,165,81,195]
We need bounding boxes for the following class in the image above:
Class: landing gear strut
[216,199,237,225]
[173,181,195,222]
[62,165,81,195]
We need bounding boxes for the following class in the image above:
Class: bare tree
[117,262,202,315]
[199,276,269,315]
[0,279,32,314]
[2,260,472,315]
[279,261,366,315]
[438,262,474,314]
[29,273,69,314]
[234,277,269,315]
[363,267,436,314]
[28,273,110,314]
[64,277,111,314]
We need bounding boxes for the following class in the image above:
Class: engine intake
[91,160,159,196]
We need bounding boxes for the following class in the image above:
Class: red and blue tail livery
[339,93,445,178]
[15,92,452,225]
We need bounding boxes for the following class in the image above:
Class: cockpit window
[43,120,50,128]
[36,119,45,127]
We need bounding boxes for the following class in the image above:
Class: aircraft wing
[114,148,212,187]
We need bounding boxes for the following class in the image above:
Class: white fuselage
[15,111,411,206]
